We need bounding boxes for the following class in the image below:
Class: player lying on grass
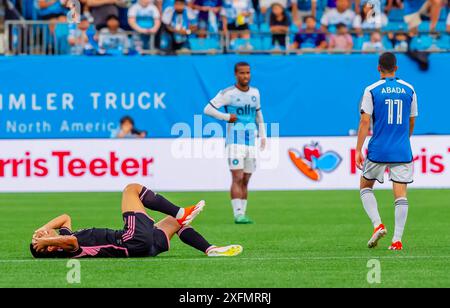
[356,52,418,251]
[30,184,243,258]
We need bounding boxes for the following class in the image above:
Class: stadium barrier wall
[1,54,450,139]
[1,136,449,192]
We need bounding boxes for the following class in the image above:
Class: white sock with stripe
[393,198,409,243]
[360,188,382,228]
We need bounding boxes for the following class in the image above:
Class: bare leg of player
[121,183,148,214]
[389,182,409,250]
[360,177,386,248]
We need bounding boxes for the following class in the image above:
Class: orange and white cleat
[367,224,387,248]
[388,241,403,251]
[177,200,205,226]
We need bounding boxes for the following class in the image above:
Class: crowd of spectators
[3,0,450,54]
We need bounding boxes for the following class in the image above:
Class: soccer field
[1,189,449,288]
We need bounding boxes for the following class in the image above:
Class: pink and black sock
[177,226,212,253]
[139,187,180,218]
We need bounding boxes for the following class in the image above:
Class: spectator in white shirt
[320,0,355,31]
[362,30,385,52]
[353,1,387,35]
[128,0,161,52]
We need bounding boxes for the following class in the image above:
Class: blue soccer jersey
[210,86,261,146]
[360,78,418,163]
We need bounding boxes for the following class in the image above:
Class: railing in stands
[3,20,450,55]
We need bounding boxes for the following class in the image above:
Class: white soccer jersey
[210,86,261,146]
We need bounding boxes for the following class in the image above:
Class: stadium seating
[2,0,449,55]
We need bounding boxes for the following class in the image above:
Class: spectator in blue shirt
[193,0,222,37]
[36,0,68,21]
[291,15,327,50]
[162,0,192,51]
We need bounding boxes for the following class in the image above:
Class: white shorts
[227,144,257,174]
[363,160,414,184]
[404,1,430,29]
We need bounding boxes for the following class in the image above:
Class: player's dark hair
[379,52,397,73]
[29,244,69,259]
[120,116,134,126]
[234,62,250,72]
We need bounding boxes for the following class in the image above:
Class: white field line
[1,255,450,263]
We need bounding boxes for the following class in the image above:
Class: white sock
[393,198,409,243]
[360,188,382,227]
[241,199,248,215]
[231,199,243,217]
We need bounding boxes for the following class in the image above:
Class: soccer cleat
[389,241,403,251]
[177,200,205,226]
[206,245,243,257]
[234,215,254,224]
[367,224,387,248]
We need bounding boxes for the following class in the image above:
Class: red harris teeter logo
[288,142,342,181]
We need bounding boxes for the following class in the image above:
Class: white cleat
[368,224,387,248]
[206,245,243,257]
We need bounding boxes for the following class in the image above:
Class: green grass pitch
[1,189,449,288]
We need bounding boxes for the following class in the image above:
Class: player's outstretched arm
[355,113,371,170]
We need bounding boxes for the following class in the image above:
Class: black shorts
[228,23,249,32]
[121,212,169,257]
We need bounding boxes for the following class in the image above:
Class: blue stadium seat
[260,23,270,33]
[55,23,70,54]
[232,38,252,50]
[382,35,394,50]
[436,34,450,50]
[387,9,405,22]
[261,36,273,50]
[410,35,434,50]
[384,22,408,31]
[353,36,364,50]
[249,37,263,50]
[249,23,260,33]
[418,21,431,32]
[289,24,299,34]
[189,37,221,51]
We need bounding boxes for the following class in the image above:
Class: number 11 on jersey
[385,99,403,125]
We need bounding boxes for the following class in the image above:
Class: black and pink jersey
[59,227,129,258]
[58,212,169,258]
